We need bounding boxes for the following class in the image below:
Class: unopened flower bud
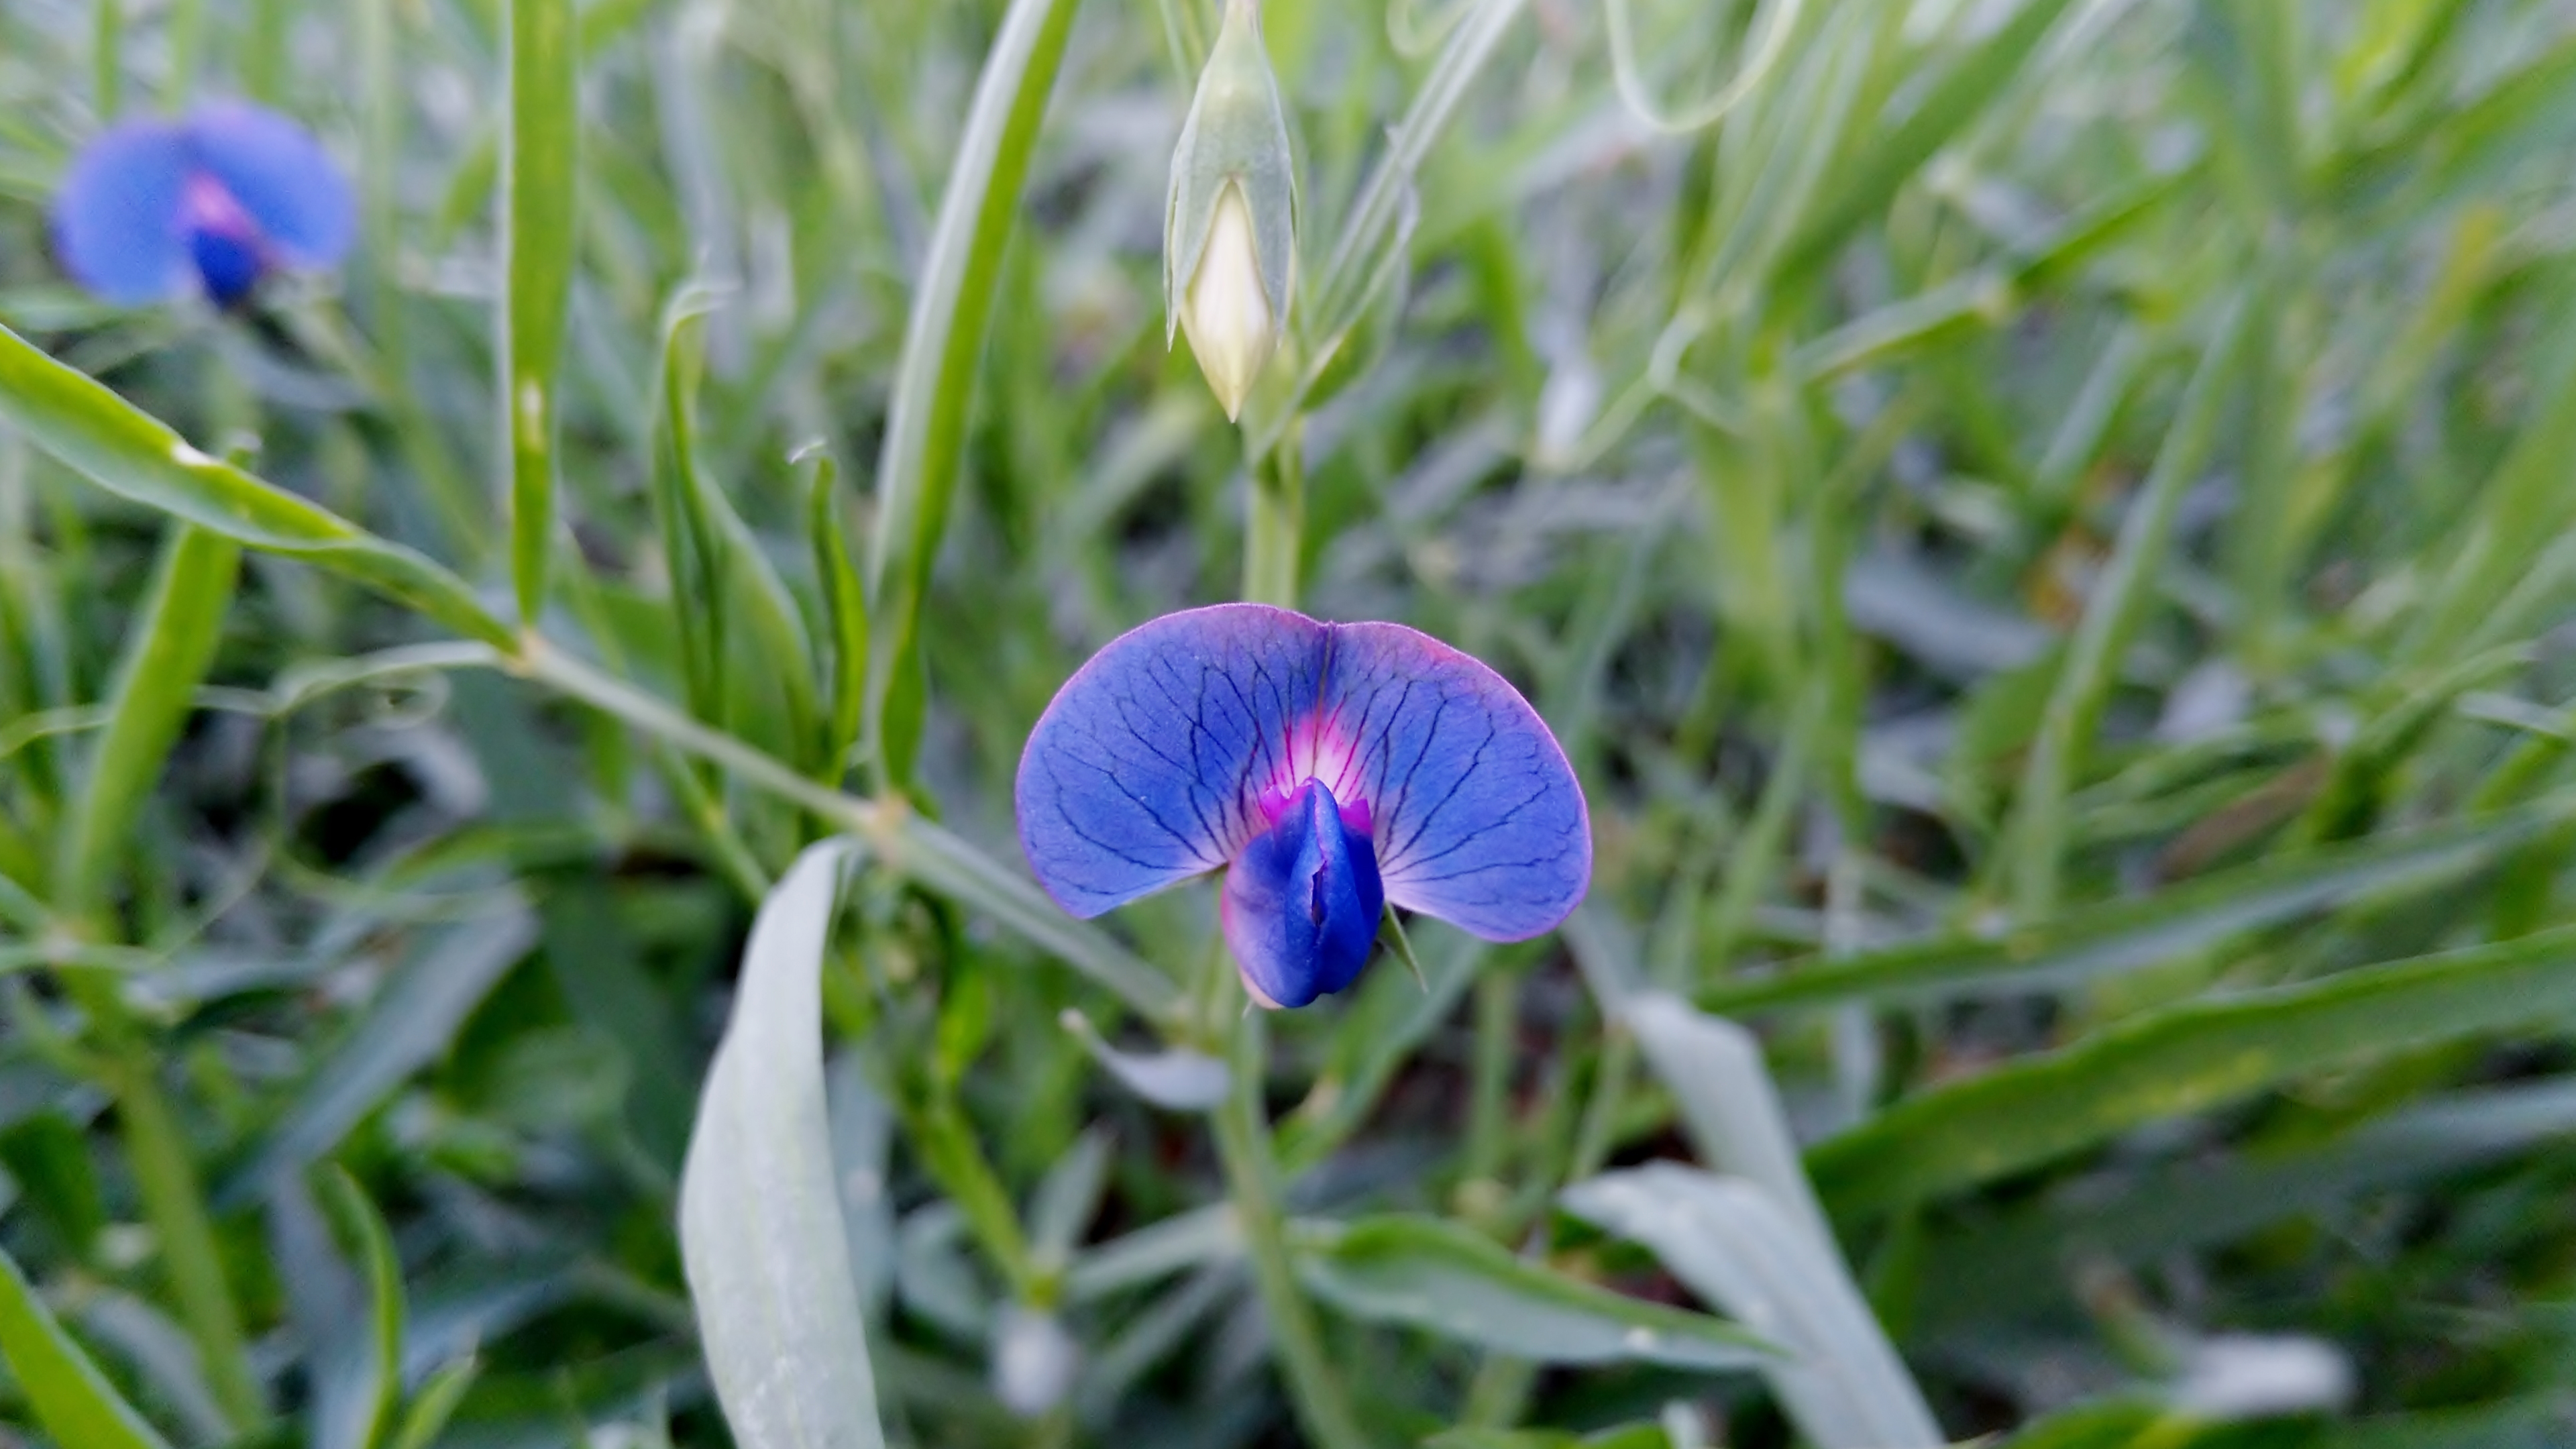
[1165,0,1296,421]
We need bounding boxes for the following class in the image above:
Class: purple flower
[52,101,355,309]
[1016,604,1592,1008]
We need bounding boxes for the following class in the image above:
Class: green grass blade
[0,1242,175,1449]
[678,839,888,1449]
[1807,924,2576,1219]
[0,324,512,648]
[1622,995,1836,1252]
[1780,0,2080,278]
[649,297,821,768]
[863,0,1081,789]
[1913,1077,2576,1335]
[219,906,539,1207]
[1291,1214,1775,1372]
[2001,297,2251,917]
[59,522,237,915]
[386,1356,479,1449]
[314,1167,402,1449]
[1706,802,2575,1012]
[1564,1165,1939,1448]
[501,0,578,629]
[807,451,867,783]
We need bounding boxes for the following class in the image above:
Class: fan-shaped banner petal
[1017,604,1325,917]
[186,101,356,266]
[1016,604,1590,951]
[1314,623,1591,941]
[52,121,194,305]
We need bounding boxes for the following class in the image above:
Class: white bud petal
[1180,184,1275,421]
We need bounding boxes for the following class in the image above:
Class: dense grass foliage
[4,0,2576,1445]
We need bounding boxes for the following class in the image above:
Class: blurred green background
[5,0,2576,1446]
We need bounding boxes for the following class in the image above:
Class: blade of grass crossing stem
[0,324,512,647]
[60,523,237,915]
[888,815,1180,1022]
[2003,297,2250,918]
[502,0,578,629]
[0,1243,175,1449]
[314,1167,402,1449]
[1705,801,2576,1012]
[680,839,888,1449]
[808,451,867,782]
[864,0,1081,790]
[1807,923,2576,1219]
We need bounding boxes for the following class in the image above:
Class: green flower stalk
[1166,0,1296,421]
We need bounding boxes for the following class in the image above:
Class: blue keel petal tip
[1223,779,1384,1009]
[1017,604,1591,1006]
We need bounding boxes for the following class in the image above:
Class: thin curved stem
[1212,1008,1372,1449]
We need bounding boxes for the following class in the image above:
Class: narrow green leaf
[501,0,578,627]
[0,323,511,647]
[1913,1077,2576,1334]
[806,450,867,782]
[1564,1165,1939,1448]
[679,839,887,1449]
[219,904,538,1207]
[93,0,122,121]
[1807,924,2576,1219]
[386,1357,480,1449]
[1621,996,1836,1252]
[1291,1214,1774,1373]
[0,1241,175,1449]
[865,0,1083,788]
[1780,0,2080,277]
[314,1167,402,1449]
[60,522,237,914]
[647,298,821,769]
[1705,802,2575,1012]
[2002,298,2251,917]
[648,294,729,730]
[1426,1428,1670,1449]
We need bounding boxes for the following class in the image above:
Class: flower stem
[1211,1006,1371,1449]
[1244,429,1304,607]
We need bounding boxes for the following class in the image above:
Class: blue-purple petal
[1016,604,1328,918]
[1222,780,1383,1009]
[1015,604,1590,952]
[1318,623,1591,942]
[51,120,195,305]
[185,101,354,267]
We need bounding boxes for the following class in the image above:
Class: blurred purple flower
[52,101,354,308]
[1016,604,1592,1009]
